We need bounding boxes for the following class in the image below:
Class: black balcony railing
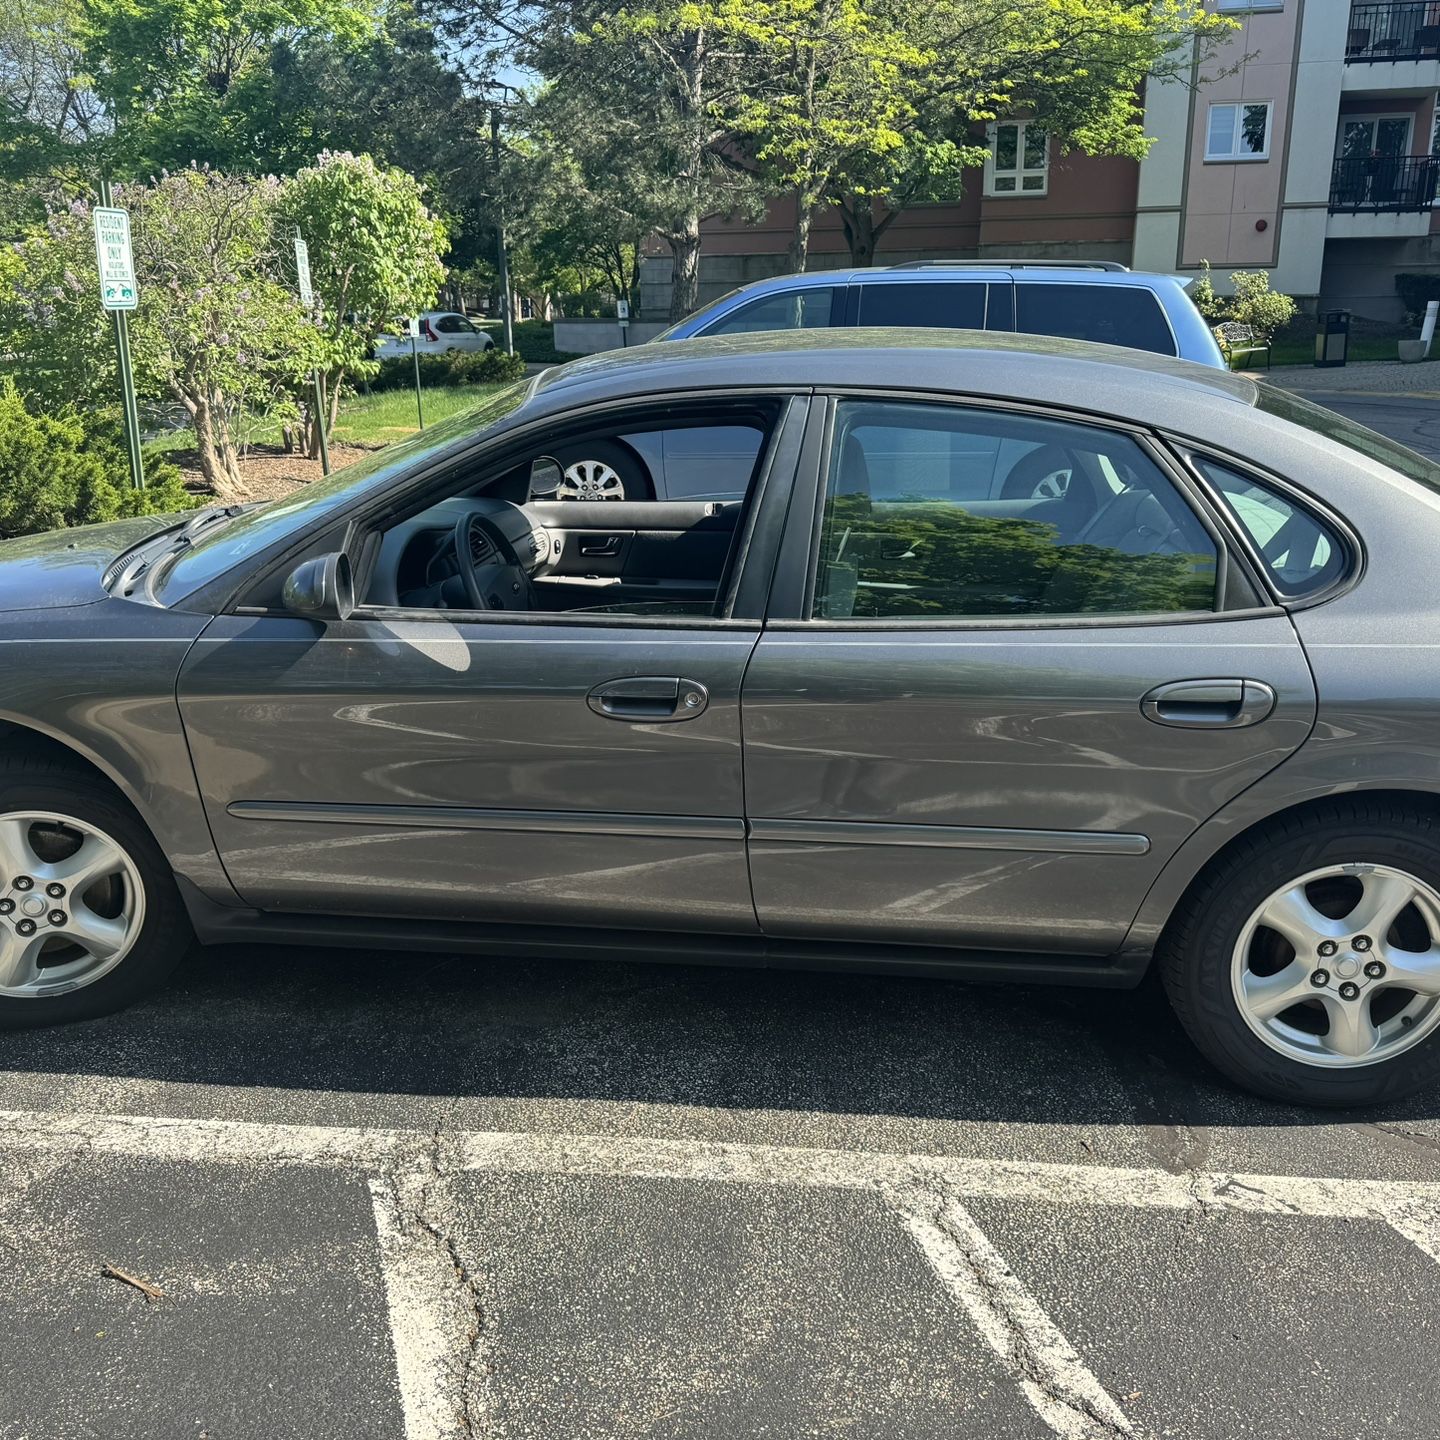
[1329,155,1440,211]
[1347,2,1440,61]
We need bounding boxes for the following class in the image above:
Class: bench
[1215,321,1271,371]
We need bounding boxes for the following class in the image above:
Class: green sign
[93,206,137,311]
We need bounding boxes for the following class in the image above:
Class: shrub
[1395,273,1440,326]
[0,385,197,540]
[1229,270,1298,340]
[371,346,526,391]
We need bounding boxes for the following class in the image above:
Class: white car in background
[375,312,494,360]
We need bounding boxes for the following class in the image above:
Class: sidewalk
[1257,358,1440,396]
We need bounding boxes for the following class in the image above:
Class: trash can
[1315,310,1350,368]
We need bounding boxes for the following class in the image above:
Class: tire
[1159,799,1440,1106]
[1000,445,1075,500]
[551,439,652,501]
[0,755,192,1029]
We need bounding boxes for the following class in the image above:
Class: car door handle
[1140,679,1276,729]
[579,536,622,557]
[587,677,709,722]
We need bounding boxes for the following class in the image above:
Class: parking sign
[93,207,137,310]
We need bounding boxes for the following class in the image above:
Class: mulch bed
[168,442,375,504]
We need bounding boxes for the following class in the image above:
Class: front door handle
[587,676,709,723]
[1140,679,1276,729]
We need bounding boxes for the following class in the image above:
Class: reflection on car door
[741,396,1317,956]
[177,399,808,935]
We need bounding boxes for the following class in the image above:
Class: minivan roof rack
[886,259,1131,272]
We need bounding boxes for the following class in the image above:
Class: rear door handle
[587,676,709,722]
[1140,679,1276,729]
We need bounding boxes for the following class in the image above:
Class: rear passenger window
[811,401,1218,620]
[1015,284,1176,357]
[1194,457,1347,599]
[704,287,836,335]
[857,282,987,330]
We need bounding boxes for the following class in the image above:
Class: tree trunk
[192,398,250,502]
[326,369,343,434]
[839,198,877,267]
[788,202,815,274]
[668,218,702,322]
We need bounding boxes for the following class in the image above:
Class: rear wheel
[0,759,191,1029]
[1160,801,1440,1105]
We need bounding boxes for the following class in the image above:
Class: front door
[178,397,806,935]
[742,396,1317,955]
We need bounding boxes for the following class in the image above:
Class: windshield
[158,381,530,599]
[654,285,750,340]
[1257,385,1440,495]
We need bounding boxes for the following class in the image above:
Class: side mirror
[528,455,565,500]
[283,551,354,622]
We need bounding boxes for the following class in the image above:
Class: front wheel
[0,760,192,1028]
[1160,801,1440,1105]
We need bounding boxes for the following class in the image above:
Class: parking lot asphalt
[2,944,1439,1440]
[3,387,1440,1440]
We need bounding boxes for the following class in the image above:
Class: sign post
[408,317,425,430]
[292,229,330,475]
[94,182,144,491]
[616,298,630,349]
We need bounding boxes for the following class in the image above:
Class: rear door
[742,395,1316,955]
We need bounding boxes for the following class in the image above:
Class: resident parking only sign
[93,206,137,310]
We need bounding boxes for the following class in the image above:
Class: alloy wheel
[1232,862,1440,1068]
[557,459,626,500]
[0,811,145,999]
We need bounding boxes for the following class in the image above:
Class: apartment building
[651,1,1440,322]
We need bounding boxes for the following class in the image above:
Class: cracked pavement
[1,942,1438,1440]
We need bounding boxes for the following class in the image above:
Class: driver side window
[811,401,1219,621]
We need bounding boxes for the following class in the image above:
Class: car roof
[693,266,1191,294]
[531,327,1253,415]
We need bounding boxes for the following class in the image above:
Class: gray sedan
[1,329,1437,1107]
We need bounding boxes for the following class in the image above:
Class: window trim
[985,120,1050,197]
[1205,101,1274,162]
[777,390,1249,630]
[1168,442,1363,610]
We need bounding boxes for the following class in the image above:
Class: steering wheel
[454,509,537,612]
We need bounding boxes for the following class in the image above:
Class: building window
[1215,0,1283,10]
[986,122,1048,196]
[1206,102,1272,161]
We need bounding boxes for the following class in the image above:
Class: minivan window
[1015,283,1176,357]
[857,282,987,330]
[703,287,836,336]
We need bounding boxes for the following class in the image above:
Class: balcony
[1327,154,1438,237]
[1329,154,1439,211]
[1346,2,1440,62]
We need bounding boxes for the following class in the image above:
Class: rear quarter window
[1015,283,1177,357]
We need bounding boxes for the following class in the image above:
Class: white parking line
[4,1107,1438,1440]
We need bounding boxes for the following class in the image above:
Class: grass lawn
[142,383,504,466]
[1266,333,1408,368]
[330,385,497,445]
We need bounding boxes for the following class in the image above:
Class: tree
[744,0,1237,267]
[282,150,447,449]
[723,0,936,271]
[78,0,381,172]
[5,170,323,499]
[430,0,768,321]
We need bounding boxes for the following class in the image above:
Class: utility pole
[491,103,514,357]
[96,176,145,491]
